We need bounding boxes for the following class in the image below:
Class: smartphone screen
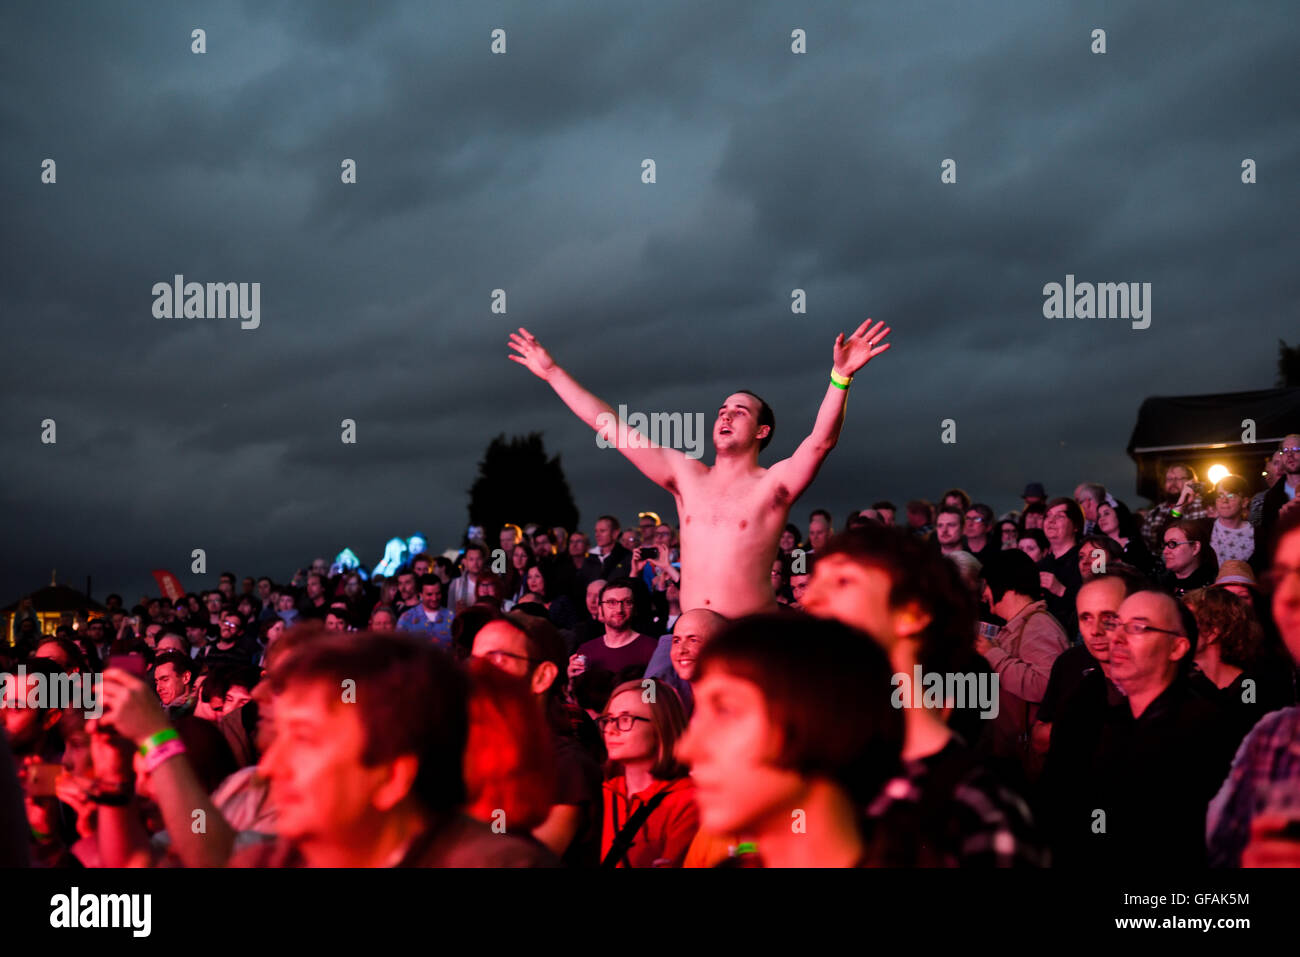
[107,654,147,680]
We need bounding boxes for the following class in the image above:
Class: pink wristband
[143,739,187,774]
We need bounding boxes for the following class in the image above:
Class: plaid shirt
[1206,706,1300,867]
[865,739,1047,867]
[1141,495,1209,554]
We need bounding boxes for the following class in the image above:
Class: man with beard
[1141,463,1209,555]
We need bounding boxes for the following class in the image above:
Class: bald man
[509,322,892,618]
[1075,590,1238,868]
[643,608,729,717]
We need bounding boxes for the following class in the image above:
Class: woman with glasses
[1209,475,1256,566]
[598,677,697,867]
[1158,519,1218,597]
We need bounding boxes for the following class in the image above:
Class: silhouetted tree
[467,433,579,543]
[1278,339,1300,388]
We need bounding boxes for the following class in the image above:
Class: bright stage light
[1207,464,1230,486]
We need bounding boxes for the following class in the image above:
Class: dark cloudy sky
[2,0,1296,605]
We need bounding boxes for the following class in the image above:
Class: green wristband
[830,368,853,389]
[139,727,180,756]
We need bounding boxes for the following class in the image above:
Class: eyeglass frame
[597,713,652,733]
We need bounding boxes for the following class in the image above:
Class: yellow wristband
[830,368,853,389]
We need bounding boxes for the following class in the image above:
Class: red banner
[151,569,184,602]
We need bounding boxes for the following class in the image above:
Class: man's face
[306,576,324,600]
[471,621,533,680]
[257,580,272,602]
[242,577,255,595]
[569,533,588,557]
[225,685,253,714]
[420,584,442,613]
[789,573,810,606]
[676,670,806,836]
[600,588,635,630]
[1024,511,1045,530]
[1265,452,1283,485]
[186,624,209,646]
[277,593,296,612]
[1076,579,1125,664]
[154,663,190,706]
[935,512,962,546]
[1164,467,1193,500]
[1279,436,1300,477]
[1078,490,1099,523]
[669,612,717,681]
[499,529,517,552]
[999,523,1019,549]
[907,509,928,530]
[1161,528,1201,575]
[1042,504,1074,545]
[1271,527,1300,665]
[205,594,223,614]
[219,578,234,598]
[413,559,430,578]
[219,616,242,643]
[801,556,896,648]
[369,610,396,632]
[779,529,797,551]
[397,574,416,601]
[259,681,397,845]
[638,518,656,543]
[87,622,106,645]
[144,624,163,647]
[533,534,552,555]
[311,559,329,577]
[620,529,639,551]
[594,520,616,549]
[808,518,830,552]
[714,393,767,454]
[1109,593,1188,694]
[963,510,987,541]
[463,550,484,575]
[654,525,673,548]
[586,582,605,620]
[325,612,348,632]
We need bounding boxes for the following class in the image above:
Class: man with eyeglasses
[568,578,658,688]
[471,612,604,866]
[1071,589,1237,868]
[1141,463,1209,556]
[1258,434,1300,563]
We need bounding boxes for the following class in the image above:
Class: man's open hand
[508,328,557,380]
[832,319,892,378]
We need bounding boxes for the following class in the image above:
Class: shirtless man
[507,321,892,618]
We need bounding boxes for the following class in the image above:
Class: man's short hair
[968,503,995,527]
[696,614,902,804]
[153,651,194,678]
[935,504,964,522]
[417,574,442,591]
[734,390,775,452]
[981,549,1041,604]
[268,631,469,814]
[1168,463,1199,481]
[462,542,489,561]
[871,501,896,512]
[809,508,832,525]
[600,577,639,604]
[596,514,621,531]
[1076,482,1107,503]
[906,499,933,521]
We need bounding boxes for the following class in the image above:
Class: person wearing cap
[1214,560,1258,601]
[1022,482,1047,509]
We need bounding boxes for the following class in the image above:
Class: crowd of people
[2,434,1299,868]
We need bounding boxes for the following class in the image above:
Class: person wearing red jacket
[599,678,697,867]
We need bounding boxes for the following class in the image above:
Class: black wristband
[89,789,133,807]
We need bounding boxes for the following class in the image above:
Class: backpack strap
[601,788,671,869]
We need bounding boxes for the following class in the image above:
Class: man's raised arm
[767,319,892,499]
[508,327,692,491]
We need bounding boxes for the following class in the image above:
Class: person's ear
[373,753,420,812]
[757,425,771,442]
[1170,635,1191,662]
[894,601,932,640]
[531,661,558,696]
